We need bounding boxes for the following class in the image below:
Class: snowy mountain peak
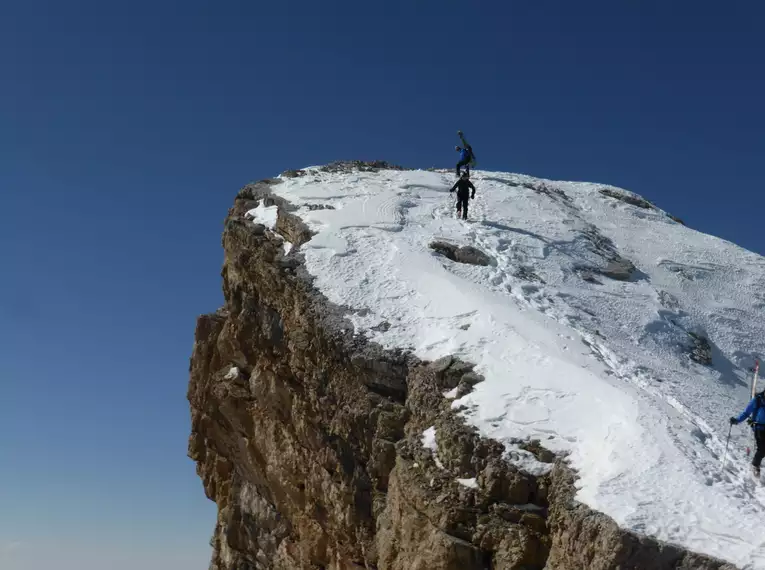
[263,163,765,568]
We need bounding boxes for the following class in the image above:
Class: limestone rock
[188,176,739,570]
[668,213,686,225]
[602,258,637,281]
[429,241,492,266]
[688,331,713,366]
[599,187,653,209]
[546,463,736,570]
[319,160,408,174]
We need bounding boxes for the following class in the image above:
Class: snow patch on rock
[457,477,479,489]
[421,426,445,469]
[246,203,279,229]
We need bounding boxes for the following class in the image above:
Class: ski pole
[721,423,733,473]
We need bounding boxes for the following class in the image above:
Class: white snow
[421,426,445,469]
[421,426,437,451]
[443,386,459,399]
[246,203,279,229]
[457,477,479,489]
[268,165,765,568]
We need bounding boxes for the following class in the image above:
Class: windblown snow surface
[266,166,765,568]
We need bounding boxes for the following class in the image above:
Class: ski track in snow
[267,167,765,568]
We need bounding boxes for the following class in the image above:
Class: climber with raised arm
[454,130,476,177]
[449,172,476,220]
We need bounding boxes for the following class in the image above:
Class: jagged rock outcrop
[282,161,409,179]
[601,258,637,281]
[599,187,686,226]
[688,331,713,366]
[599,188,653,210]
[547,465,736,570]
[188,168,737,570]
[575,225,639,282]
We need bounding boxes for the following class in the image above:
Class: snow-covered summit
[267,164,765,568]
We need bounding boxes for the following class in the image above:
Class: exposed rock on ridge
[429,240,493,266]
[188,165,736,570]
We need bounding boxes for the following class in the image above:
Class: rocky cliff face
[188,170,737,570]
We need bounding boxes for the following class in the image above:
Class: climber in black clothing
[449,172,476,220]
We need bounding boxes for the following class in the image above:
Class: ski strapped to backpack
[748,360,762,428]
[748,393,765,428]
[750,359,760,399]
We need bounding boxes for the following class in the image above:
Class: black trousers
[754,429,765,468]
[456,196,469,220]
[456,159,471,176]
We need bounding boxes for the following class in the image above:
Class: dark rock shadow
[627,267,651,283]
[480,221,551,244]
[482,177,519,187]
[646,311,747,388]
[710,342,748,388]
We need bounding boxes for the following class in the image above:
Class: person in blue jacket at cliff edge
[454,130,475,177]
[730,390,765,478]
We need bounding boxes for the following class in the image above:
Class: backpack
[749,392,765,427]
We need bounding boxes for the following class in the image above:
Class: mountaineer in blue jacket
[454,130,476,177]
[730,391,765,478]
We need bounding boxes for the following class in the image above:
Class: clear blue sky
[1,1,762,568]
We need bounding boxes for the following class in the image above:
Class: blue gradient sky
[1,1,763,568]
